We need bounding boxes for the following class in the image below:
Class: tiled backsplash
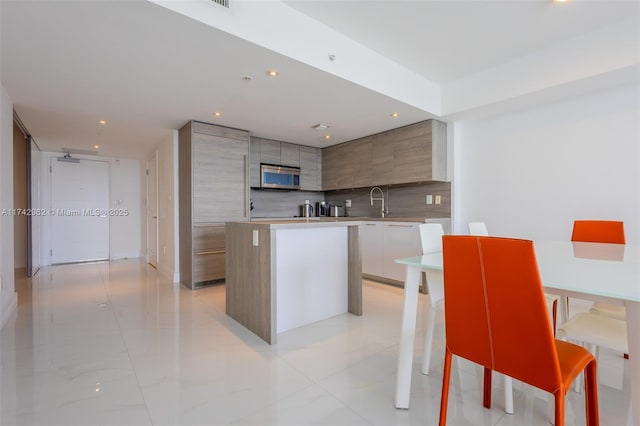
[250,189,326,218]
[251,181,451,219]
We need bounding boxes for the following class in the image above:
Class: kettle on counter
[301,200,314,218]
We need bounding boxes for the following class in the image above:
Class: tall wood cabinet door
[322,145,338,190]
[280,142,300,167]
[192,133,249,222]
[352,136,372,188]
[337,143,354,189]
[300,146,319,191]
[393,121,432,184]
[371,131,394,186]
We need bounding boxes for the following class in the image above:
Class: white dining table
[394,240,640,426]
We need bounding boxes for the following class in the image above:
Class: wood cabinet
[280,142,300,167]
[322,145,339,191]
[371,131,394,186]
[393,120,447,184]
[250,137,320,190]
[179,120,249,289]
[352,136,372,188]
[320,119,447,190]
[192,224,226,282]
[259,139,281,165]
[299,146,321,191]
[337,143,354,189]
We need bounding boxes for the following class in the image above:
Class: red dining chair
[439,236,599,426]
[571,220,625,244]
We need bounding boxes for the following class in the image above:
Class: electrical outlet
[426,195,433,205]
[435,195,442,205]
[345,200,352,207]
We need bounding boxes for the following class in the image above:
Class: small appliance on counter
[330,204,346,217]
[316,201,330,217]
[300,200,314,218]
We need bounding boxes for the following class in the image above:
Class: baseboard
[110,252,143,261]
[0,292,18,331]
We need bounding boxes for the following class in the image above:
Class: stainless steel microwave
[260,164,300,190]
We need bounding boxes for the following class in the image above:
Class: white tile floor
[0,260,630,425]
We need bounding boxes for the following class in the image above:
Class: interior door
[50,158,109,264]
[147,153,158,267]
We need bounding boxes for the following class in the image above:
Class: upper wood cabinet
[393,120,447,184]
[371,131,394,186]
[320,119,447,190]
[299,145,321,191]
[337,143,355,189]
[280,142,300,167]
[352,136,373,188]
[322,145,339,191]
[250,137,321,191]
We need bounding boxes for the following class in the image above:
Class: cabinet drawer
[193,250,225,282]
[193,225,225,250]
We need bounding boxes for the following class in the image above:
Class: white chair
[467,221,489,236]
[419,223,515,414]
[418,223,445,376]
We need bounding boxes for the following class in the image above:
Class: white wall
[452,84,640,243]
[39,152,142,264]
[0,84,18,329]
[154,130,179,282]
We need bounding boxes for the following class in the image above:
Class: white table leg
[504,376,514,414]
[395,265,422,409]
[625,301,639,426]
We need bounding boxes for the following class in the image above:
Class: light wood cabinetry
[179,120,249,289]
[393,120,447,184]
[320,119,447,190]
[352,136,372,188]
[280,142,300,167]
[299,146,321,191]
[259,139,281,165]
[322,145,339,191]
[337,143,355,189]
[250,137,321,190]
[192,224,226,282]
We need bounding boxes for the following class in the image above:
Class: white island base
[225,220,362,344]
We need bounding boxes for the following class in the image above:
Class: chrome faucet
[370,186,387,218]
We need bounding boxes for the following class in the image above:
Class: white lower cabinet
[361,221,421,282]
[361,222,384,277]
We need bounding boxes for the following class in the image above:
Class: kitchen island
[225,220,362,344]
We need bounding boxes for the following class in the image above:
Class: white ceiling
[1,0,638,160]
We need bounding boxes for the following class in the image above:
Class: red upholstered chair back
[571,220,625,244]
[442,236,562,392]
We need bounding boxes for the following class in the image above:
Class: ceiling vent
[211,0,229,8]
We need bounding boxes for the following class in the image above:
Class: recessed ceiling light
[93,144,100,149]
[98,120,106,125]
[391,113,399,118]
[553,0,569,2]
[214,112,222,117]
[266,70,279,77]
[324,135,331,140]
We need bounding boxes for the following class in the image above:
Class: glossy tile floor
[0,260,630,425]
